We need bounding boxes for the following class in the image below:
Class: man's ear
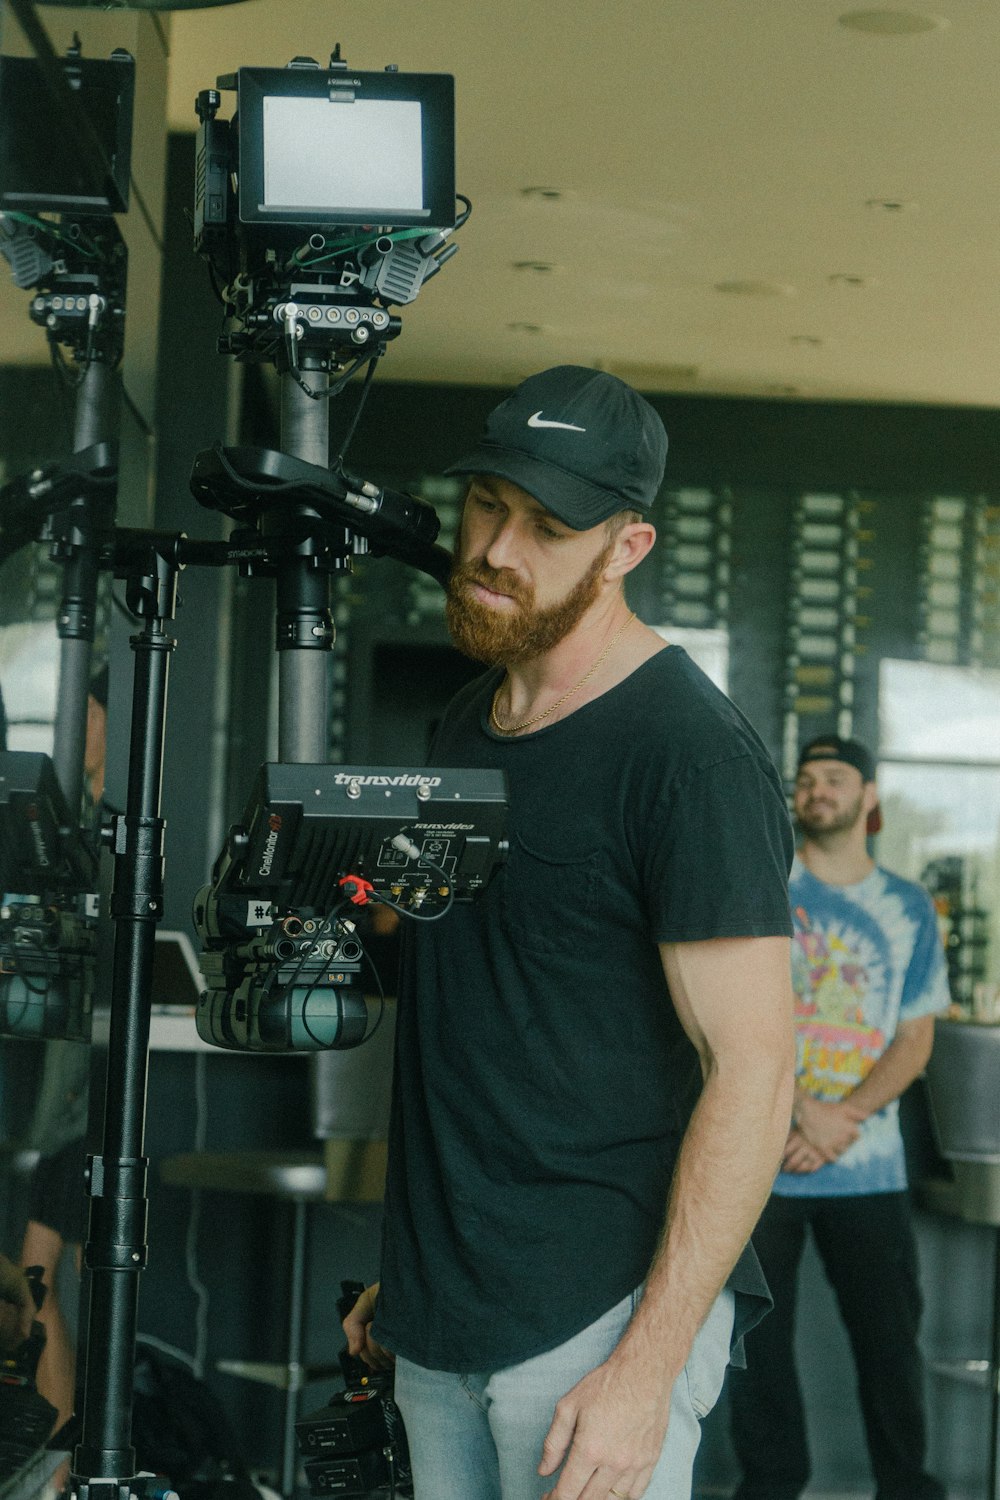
[604,523,656,580]
[862,780,882,835]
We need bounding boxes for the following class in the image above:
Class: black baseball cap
[797,735,882,834]
[797,735,875,782]
[445,365,668,530]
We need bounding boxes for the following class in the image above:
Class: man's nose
[483,519,522,572]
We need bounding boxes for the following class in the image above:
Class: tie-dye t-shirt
[774,857,951,1198]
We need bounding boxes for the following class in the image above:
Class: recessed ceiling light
[714,279,796,297]
[838,10,948,35]
[865,197,918,212]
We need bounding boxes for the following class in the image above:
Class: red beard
[445,544,613,666]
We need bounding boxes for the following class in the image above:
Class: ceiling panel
[2,0,998,404]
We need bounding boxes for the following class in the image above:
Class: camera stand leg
[71,539,178,1498]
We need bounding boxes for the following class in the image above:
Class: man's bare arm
[616,934,796,1378]
[538,933,795,1500]
[843,1012,936,1117]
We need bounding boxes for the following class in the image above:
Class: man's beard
[797,789,866,839]
[445,543,613,666]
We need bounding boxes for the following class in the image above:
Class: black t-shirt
[374,646,793,1372]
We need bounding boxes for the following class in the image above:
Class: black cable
[47,346,78,445]
[49,341,87,392]
[328,351,377,401]
[371,857,456,923]
[292,905,386,1049]
[1,943,51,1024]
[333,349,382,467]
[285,348,378,405]
[214,447,306,497]
[255,851,455,1050]
[206,260,228,310]
[261,908,342,1006]
[10,925,54,996]
[262,901,352,1033]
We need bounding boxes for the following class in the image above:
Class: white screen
[262,96,424,214]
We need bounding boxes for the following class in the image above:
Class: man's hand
[341,1282,395,1372]
[538,1350,669,1500]
[793,1092,864,1162]
[781,1127,827,1173]
[535,932,793,1500]
[0,1254,33,1353]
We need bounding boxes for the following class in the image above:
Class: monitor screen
[236,65,454,230]
[0,52,134,216]
[262,96,424,215]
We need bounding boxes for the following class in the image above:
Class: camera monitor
[0,50,134,216]
[0,751,97,895]
[231,65,455,230]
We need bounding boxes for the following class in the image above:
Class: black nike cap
[445,365,669,530]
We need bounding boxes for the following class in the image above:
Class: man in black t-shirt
[344,366,795,1500]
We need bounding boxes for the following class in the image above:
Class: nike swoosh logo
[527,411,587,432]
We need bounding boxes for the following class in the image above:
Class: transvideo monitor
[230,64,455,230]
[0,50,134,216]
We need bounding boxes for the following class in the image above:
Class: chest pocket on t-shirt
[502,832,601,955]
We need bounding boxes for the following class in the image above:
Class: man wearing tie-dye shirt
[730,735,949,1500]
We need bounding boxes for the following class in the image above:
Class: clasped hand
[783,1094,864,1173]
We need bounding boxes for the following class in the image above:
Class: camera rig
[194,49,466,372]
[189,442,452,586]
[194,762,508,1053]
[0,443,116,1047]
[0,31,496,1500]
[0,211,127,374]
[0,750,98,1043]
[0,40,132,376]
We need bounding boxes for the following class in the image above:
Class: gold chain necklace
[490,613,636,735]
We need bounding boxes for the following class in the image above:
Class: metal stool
[160,1149,337,1498]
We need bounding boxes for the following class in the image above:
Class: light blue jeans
[393,1286,735,1500]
